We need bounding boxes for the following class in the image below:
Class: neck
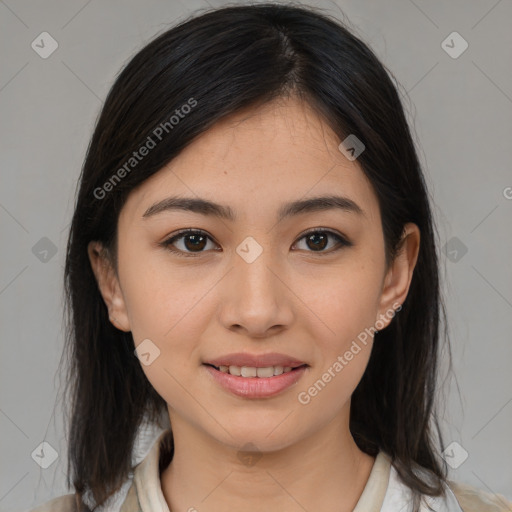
[161,408,376,512]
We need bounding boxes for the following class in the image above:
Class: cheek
[119,246,210,341]
[296,282,377,416]
[119,253,212,415]
[292,259,382,407]
[295,259,383,349]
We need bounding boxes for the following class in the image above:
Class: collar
[353,451,391,510]
[132,429,172,512]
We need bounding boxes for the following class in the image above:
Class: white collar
[381,459,464,512]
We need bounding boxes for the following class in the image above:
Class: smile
[203,363,308,398]
[210,364,297,377]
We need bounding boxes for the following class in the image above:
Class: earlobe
[375,223,420,329]
[87,241,131,332]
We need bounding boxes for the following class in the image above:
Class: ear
[87,241,131,332]
[375,223,420,329]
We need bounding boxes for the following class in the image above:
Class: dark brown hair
[61,3,453,511]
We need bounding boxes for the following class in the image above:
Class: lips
[204,352,307,369]
[204,363,308,398]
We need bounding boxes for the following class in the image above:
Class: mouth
[203,363,309,398]
[204,363,307,378]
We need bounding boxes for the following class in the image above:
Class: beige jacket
[29,430,512,512]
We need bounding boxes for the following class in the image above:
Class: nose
[218,248,294,338]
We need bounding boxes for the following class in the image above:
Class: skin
[88,95,420,511]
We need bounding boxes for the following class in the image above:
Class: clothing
[29,428,512,512]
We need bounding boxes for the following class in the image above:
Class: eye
[160,229,219,257]
[160,227,352,258]
[292,228,352,254]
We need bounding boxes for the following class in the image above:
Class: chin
[210,417,302,452]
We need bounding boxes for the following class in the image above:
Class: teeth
[216,365,298,377]
[241,366,257,377]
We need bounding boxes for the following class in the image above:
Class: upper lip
[204,352,308,368]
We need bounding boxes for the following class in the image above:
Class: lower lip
[204,364,308,398]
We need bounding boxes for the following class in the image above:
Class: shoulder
[27,483,140,512]
[381,459,511,512]
[28,493,83,512]
[448,480,512,512]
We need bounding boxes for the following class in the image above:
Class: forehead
[121,97,380,226]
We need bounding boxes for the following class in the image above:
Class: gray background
[1,0,511,510]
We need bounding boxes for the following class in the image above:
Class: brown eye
[181,233,207,251]
[161,229,218,257]
[161,228,352,258]
[305,232,328,251]
[293,229,352,253]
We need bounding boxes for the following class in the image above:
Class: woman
[30,3,511,512]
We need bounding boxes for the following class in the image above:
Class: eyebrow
[142,194,365,222]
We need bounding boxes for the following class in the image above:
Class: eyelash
[160,228,352,258]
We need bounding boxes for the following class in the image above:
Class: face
[89,96,419,453]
